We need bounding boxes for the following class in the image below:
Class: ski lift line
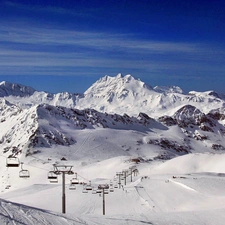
[1,154,91,185]
[0,153,54,172]
[0,153,45,170]
[64,173,89,183]
[0,153,93,183]
[1,154,117,185]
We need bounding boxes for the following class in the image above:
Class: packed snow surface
[1,152,225,224]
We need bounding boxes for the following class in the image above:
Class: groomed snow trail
[0,199,86,225]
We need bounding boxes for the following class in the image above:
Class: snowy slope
[0,199,85,225]
[1,95,225,164]
[0,74,225,224]
[2,153,225,224]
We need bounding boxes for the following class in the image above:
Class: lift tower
[53,164,74,214]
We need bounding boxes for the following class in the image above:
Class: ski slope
[1,151,225,224]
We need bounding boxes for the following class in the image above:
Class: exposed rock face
[158,116,177,126]
[172,105,220,133]
[173,105,204,128]
[147,138,190,154]
[0,102,164,156]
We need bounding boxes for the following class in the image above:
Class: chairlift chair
[6,156,20,167]
[19,169,30,178]
[86,180,92,191]
[71,177,79,185]
[82,186,88,193]
[86,185,92,191]
[69,184,76,190]
[104,189,109,194]
[19,162,30,178]
[47,171,58,183]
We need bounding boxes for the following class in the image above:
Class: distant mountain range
[0,74,225,159]
[1,74,224,117]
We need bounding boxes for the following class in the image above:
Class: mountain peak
[0,81,36,97]
[84,74,152,96]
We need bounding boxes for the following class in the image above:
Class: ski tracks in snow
[74,131,92,155]
[0,199,88,225]
[0,201,17,225]
[134,184,163,213]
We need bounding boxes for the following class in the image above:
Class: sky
[0,0,225,94]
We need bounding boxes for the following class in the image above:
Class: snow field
[1,152,225,224]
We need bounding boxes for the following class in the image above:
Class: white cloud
[0,24,224,78]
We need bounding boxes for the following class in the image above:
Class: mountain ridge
[0,74,225,160]
[1,74,224,118]
[1,75,225,225]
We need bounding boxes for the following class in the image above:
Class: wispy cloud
[0,25,200,53]
[2,1,103,22]
[0,24,224,79]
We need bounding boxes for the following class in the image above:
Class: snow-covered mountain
[2,74,225,118]
[0,74,225,158]
[0,81,36,97]
[78,74,225,117]
[0,80,224,161]
[1,74,225,224]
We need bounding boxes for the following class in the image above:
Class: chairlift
[69,184,76,190]
[6,156,20,167]
[47,171,58,183]
[19,162,30,178]
[96,189,102,194]
[71,177,79,185]
[19,169,30,178]
[86,180,92,191]
[86,185,93,191]
[82,186,88,193]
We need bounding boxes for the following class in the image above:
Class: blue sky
[0,0,225,94]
